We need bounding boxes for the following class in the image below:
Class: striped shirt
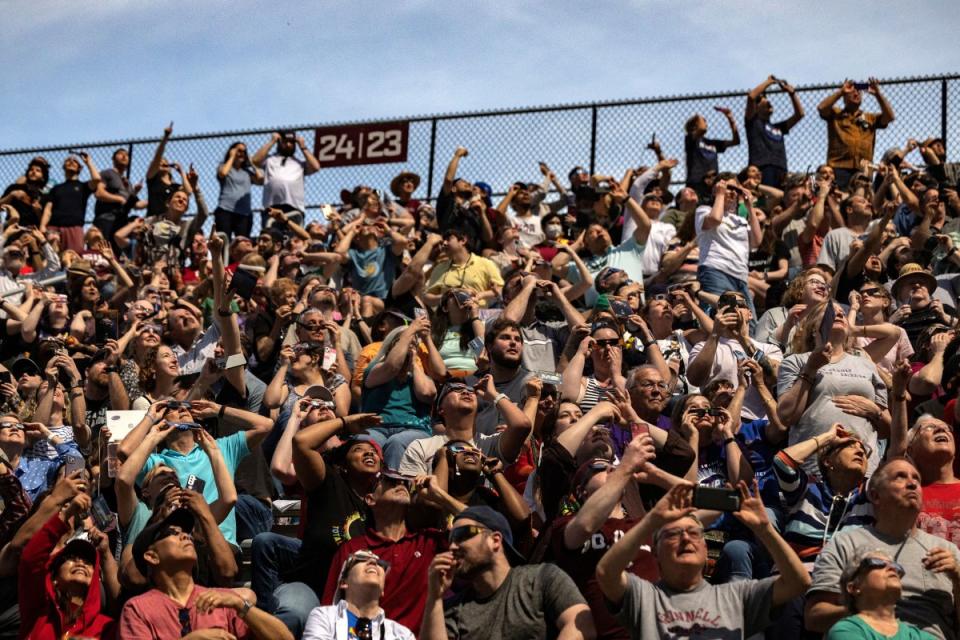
[773,450,873,564]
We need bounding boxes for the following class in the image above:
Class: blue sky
[4,0,959,149]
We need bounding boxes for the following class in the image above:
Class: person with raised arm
[596,481,810,639]
[745,75,804,187]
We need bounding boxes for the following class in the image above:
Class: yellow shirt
[427,254,504,306]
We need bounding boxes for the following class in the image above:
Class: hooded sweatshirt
[18,512,116,640]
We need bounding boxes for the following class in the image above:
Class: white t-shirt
[688,336,782,421]
[695,205,750,281]
[640,220,677,276]
[262,154,306,212]
[508,211,544,248]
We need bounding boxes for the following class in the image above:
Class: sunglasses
[650,293,669,301]
[141,324,163,336]
[441,383,475,399]
[594,338,621,348]
[856,556,905,578]
[859,287,884,298]
[347,550,391,572]
[380,473,413,490]
[0,421,24,431]
[297,322,325,331]
[690,407,723,418]
[447,442,481,455]
[586,458,613,472]
[449,524,489,544]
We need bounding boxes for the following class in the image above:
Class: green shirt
[827,616,937,640]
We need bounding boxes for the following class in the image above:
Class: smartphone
[413,307,428,320]
[692,486,741,512]
[610,299,633,318]
[229,268,258,299]
[853,82,870,91]
[106,441,119,479]
[819,302,836,346]
[185,474,206,493]
[322,346,337,371]
[91,494,116,532]
[0,371,11,385]
[63,454,85,478]
[631,422,650,440]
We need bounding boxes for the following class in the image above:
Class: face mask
[545,224,562,239]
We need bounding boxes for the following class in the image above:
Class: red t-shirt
[548,515,659,640]
[321,528,447,637]
[119,585,250,639]
[918,482,960,547]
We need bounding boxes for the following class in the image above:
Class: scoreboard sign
[313,121,409,167]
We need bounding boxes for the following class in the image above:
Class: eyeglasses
[859,287,884,298]
[856,556,905,579]
[635,380,669,391]
[806,279,828,288]
[658,526,704,543]
[910,422,954,444]
[594,338,621,348]
[449,524,489,544]
[179,608,191,637]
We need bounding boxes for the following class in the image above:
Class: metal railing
[1,73,956,234]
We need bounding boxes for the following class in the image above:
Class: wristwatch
[238,598,253,619]
[493,392,508,406]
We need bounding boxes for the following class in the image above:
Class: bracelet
[339,417,347,431]
[217,308,235,317]
[797,373,813,386]
[641,339,654,348]
[813,435,821,450]
[493,393,508,406]
[895,393,908,402]
[217,405,226,420]
[722,436,736,446]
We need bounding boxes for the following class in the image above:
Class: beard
[490,349,521,369]
[456,552,495,580]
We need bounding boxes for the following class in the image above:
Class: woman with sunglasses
[778,299,891,477]
[431,288,483,377]
[848,281,913,377]
[636,285,713,392]
[432,439,530,531]
[561,321,626,412]
[827,550,935,639]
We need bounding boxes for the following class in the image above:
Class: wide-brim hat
[892,263,937,301]
[390,172,421,198]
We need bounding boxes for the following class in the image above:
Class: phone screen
[819,303,836,346]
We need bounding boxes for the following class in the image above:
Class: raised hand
[731,479,771,532]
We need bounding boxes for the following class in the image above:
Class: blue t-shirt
[348,240,397,299]
[360,363,431,432]
[136,431,250,546]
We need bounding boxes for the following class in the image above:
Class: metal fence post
[426,118,438,201]
[126,142,134,180]
[589,105,598,176]
[942,79,949,153]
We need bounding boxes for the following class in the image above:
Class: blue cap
[454,505,525,564]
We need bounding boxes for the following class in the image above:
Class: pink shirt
[119,585,251,640]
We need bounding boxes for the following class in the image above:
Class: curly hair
[781,267,828,308]
[138,346,160,394]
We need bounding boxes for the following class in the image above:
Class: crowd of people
[0,74,958,639]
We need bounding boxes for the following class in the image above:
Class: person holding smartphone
[215,141,264,241]
[596,482,810,638]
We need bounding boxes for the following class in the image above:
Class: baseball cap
[302,384,334,403]
[132,508,196,578]
[10,357,40,378]
[50,532,99,576]
[452,505,525,564]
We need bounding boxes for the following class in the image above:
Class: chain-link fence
[0,73,956,235]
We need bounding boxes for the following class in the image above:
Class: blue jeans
[712,538,772,583]
[366,426,430,470]
[251,533,318,637]
[697,265,757,333]
[235,494,274,543]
